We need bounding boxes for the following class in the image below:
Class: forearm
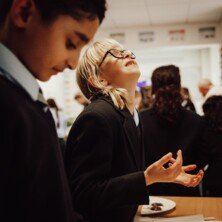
[72,171,149,215]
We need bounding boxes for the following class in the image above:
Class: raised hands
[172,162,204,187]
[144,150,204,187]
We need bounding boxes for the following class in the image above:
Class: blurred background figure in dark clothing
[140,64,205,196]
[181,87,196,112]
[140,85,153,110]
[201,96,222,197]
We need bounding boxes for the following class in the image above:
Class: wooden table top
[136,196,222,221]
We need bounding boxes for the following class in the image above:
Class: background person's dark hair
[0,0,106,24]
[181,87,191,100]
[203,95,222,132]
[151,65,182,122]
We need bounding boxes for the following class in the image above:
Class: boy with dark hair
[0,0,106,221]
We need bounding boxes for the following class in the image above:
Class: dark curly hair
[203,95,222,132]
[0,0,106,24]
[151,65,182,122]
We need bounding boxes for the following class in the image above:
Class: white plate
[141,196,176,215]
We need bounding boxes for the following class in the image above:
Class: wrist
[144,171,154,186]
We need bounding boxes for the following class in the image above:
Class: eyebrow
[74,31,90,43]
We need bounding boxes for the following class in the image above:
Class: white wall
[209,45,221,85]
[96,22,222,48]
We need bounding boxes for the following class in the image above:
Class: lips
[125,60,135,67]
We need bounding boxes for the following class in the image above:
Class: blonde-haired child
[65,39,204,222]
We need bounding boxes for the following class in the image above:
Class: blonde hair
[76,38,129,109]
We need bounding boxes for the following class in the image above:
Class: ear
[98,75,108,86]
[9,0,35,28]
[88,76,108,87]
[99,79,108,86]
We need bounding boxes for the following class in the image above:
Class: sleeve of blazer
[65,111,148,216]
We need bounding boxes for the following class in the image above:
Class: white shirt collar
[0,43,39,100]
[133,108,139,126]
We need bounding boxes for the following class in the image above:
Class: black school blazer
[0,75,81,222]
[140,107,205,196]
[65,96,149,222]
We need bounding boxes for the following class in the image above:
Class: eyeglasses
[98,49,136,67]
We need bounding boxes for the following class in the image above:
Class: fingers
[167,150,182,172]
[161,150,183,181]
[182,164,197,172]
[177,149,182,159]
[170,157,176,163]
[186,170,204,187]
[176,149,183,166]
[155,152,173,166]
[193,170,204,185]
[170,159,197,173]
[169,149,182,163]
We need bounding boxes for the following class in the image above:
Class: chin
[130,66,140,76]
[35,72,53,82]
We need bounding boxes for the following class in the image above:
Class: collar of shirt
[133,108,139,126]
[0,43,39,101]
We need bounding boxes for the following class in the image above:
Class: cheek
[72,49,82,67]
[33,33,67,67]
[102,61,123,79]
[104,72,125,87]
[102,69,119,83]
[43,46,67,67]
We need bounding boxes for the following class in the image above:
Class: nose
[67,63,75,70]
[124,50,132,58]
[66,58,77,70]
[66,50,81,70]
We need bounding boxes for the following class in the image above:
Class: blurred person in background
[181,87,196,112]
[201,96,222,197]
[196,78,213,115]
[140,85,153,110]
[198,79,213,98]
[140,65,205,196]
[66,92,90,131]
[74,91,90,110]
[47,98,68,156]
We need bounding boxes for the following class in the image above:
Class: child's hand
[169,160,204,187]
[144,150,183,185]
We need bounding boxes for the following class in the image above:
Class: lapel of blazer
[100,96,140,170]
[138,112,145,170]
[121,108,140,170]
